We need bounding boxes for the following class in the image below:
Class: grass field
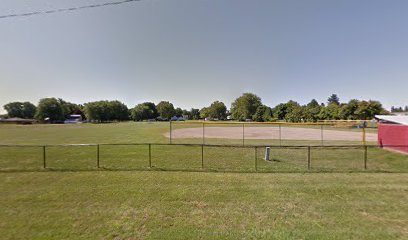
[0,122,406,172]
[1,122,408,239]
[1,172,408,239]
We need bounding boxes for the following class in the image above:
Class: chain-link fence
[1,143,407,172]
[168,122,376,146]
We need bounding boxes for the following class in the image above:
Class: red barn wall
[378,123,408,153]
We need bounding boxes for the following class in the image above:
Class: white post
[264,147,271,161]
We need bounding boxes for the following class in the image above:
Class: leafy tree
[304,99,321,122]
[35,98,65,122]
[355,100,386,120]
[253,105,273,122]
[318,103,340,120]
[182,109,190,119]
[156,101,175,120]
[208,101,227,120]
[339,99,359,120]
[130,102,157,121]
[3,101,36,119]
[57,99,85,119]
[272,103,287,120]
[84,100,128,122]
[199,107,210,119]
[285,104,304,122]
[175,108,183,117]
[327,94,340,105]
[190,108,200,120]
[230,93,262,121]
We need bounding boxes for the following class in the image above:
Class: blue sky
[1,0,408,113]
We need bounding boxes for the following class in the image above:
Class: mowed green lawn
[1,123,408,239]
[0,122,407,172]
[1,171,408,239]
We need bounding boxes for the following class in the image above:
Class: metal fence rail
[0,143,407,172]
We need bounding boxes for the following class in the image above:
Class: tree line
[1,93,389,123]
[391,106,408,113]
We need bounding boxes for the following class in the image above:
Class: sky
[1,0,408,114]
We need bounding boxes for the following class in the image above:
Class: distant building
[375,115,408,153]
[0,117,37,125]
[64,115,83,124]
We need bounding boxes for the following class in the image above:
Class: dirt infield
[166,126,377,142]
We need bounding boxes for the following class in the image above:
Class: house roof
[375,115,408,126]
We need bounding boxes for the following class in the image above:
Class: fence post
[364,145,368,169]
[254,146,257,172]
[202,123,205,145]
[320,125,324,146]
[307,146,311,170]
[149,144,152,168]
[242,123,245,146]
[42,146,46,169]
[96,144,100,168]
[279,124,282,146]
[201,144,204,169]
[169,121,172,144]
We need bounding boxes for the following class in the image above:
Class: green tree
[3,101,36,119]
[199,107,210,119]
[84,100,128,122]
[230,93,262,121]
[318,103,340,120]
[130,102,157,121]
[328,94,340,105]
[208,101,227,120]
[272,103,287,120]
[304,99,321,122]
[253,105,273,122]
[339,99,359,120]
[355,100,386,120]
[284,101,304,122]
[35,98,65,122]
[190,108,200,120]
[175,108,183,117]
[156,101,175,120]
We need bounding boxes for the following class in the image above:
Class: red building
[376,115,408,153]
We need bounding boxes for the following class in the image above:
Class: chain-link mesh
[151,144,202,170]
[203,146,254,171]
[0,146,42,171]
[256,146,308,172]
[1,143,408,172]
[367,146,408,172]
[99,144,149,170]
[45,145,97,170]
[310,146,365,171]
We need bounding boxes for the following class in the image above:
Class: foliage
[130,102,158,121]
[3,101,36,119]
[355,100,386,120]
[208,101,228,120]
[231,93,262,121]
[189,108,200,120]
[156,101,175,120]
[35,98,66,122]
[199,107,210,119]
[175,108,183,117]
[253,105,273,122]
[327,94,340,105]
[84,100,129,122]
[303,99,321,122]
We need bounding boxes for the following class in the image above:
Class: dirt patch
[165,126,377,141]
